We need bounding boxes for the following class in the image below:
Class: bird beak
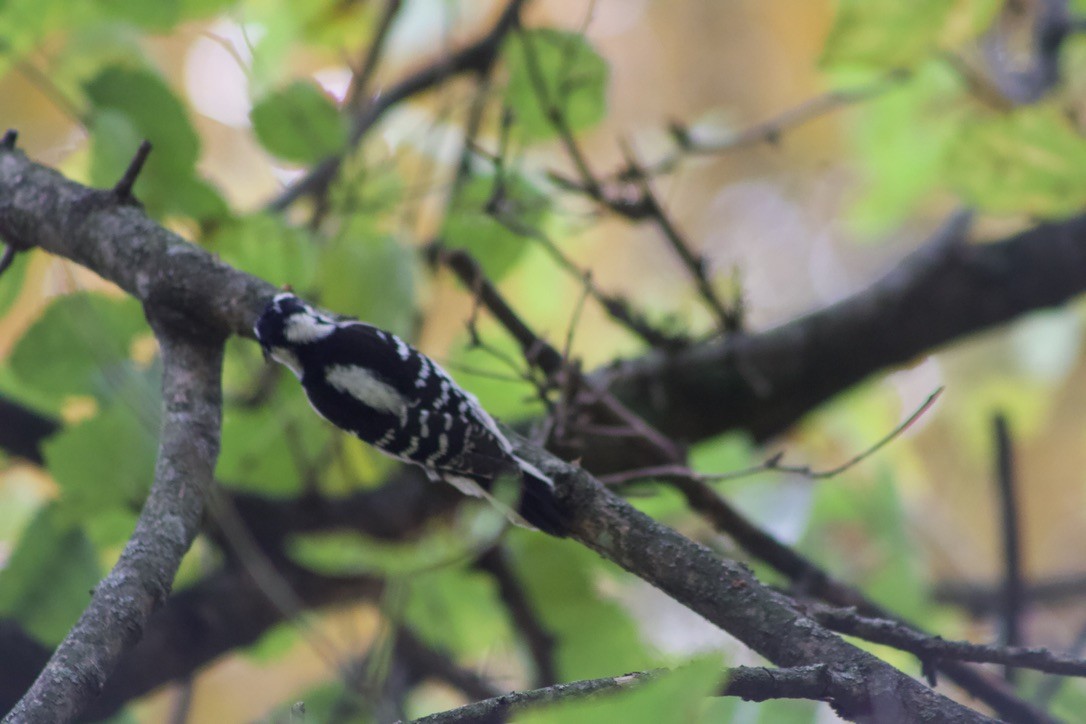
[260,345,271,363]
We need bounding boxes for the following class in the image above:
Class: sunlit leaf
[251,80,348,163]
[510,533,652,679]
[822,0,999,70]
[85,65,199,172]
[9,293,147,408]
[845,62,964,234]
[442,171,548,280]
[206,213,319,290]
[0,0,94,74]
[97,0,234,26]
[43,400,158,522]
[216,386,336,497]
[404,566,513,655]
[0,505,100,646]
[947,105,1086,217]
[505,29,608,141]
[313,233,415,337]
[804,472,928,620]
[287,511,505,577]
[85,66,227,220]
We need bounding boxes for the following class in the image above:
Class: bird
[254,292,568,536]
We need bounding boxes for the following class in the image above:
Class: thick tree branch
[3,321,225,723]
[667,470,1054,724]
[0,147,273,337]
[601,211,1086,446]
[511,436,994,723]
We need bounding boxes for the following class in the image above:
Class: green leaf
[85,65,199,173]
[516,656,723,724]
[510,532,652,679]
[42,400,158,522]
[947,106,1086,217]
[287,508,505,577]
[9,292,147,407]
[216,383,336,497]
[0,0,95,74]
[805,472,928,619]
[314,233,415,337]
[98,0,235,28]
[250,81,348,164]
[821,0,1000,70]
[85,66,226,220]
[845,62,963,234]
[505,29,609,141]
[404,566,513,655]
[0,505,100,646]
[206,213,319,290]
[96,0,182,29]
[442,171,548,280]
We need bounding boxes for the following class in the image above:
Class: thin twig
[113,140,153,201]
[437,246,684,464]
[489,207,690,349]
[813,604,1086,677]
[268,0,528,211]
[620,140,735,333]
[514,24,602,199]
[652,467,1053,722]
[637,69,911,180]
[602,388,943,487]
[344,0,405,113]
[993,413,1024,683]
[409,664,852,724]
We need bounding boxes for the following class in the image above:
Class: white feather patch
[270,348,304,379]
[284,313,336,343]
[443,474,487,499]
[325,364,406,414]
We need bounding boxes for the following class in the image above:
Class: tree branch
[268,0,528,212]
[409,664,851,724]
[599,209,1086,447]
[511,435,995,723]
[813,605,1086,677]
[3,321,225,723]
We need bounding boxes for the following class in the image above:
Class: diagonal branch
[508,435,995,723]
[268,0,528,212]
[410,664,852,724]
[598,209,1086,446]
[813,605,1086,677]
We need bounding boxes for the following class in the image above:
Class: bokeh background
[3,0,1086,721]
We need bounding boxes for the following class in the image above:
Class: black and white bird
[254,293,568,536]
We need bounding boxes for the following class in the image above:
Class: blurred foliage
[0,0,1085,722]
[251,80,349,163]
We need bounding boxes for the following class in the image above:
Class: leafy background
[2,0,1086,721]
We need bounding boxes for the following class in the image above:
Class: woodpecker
[254,293,568,536]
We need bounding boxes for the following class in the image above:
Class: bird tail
[512,457,570,538]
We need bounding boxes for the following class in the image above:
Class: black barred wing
[297,321,513,475]
[288,317,567,535]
